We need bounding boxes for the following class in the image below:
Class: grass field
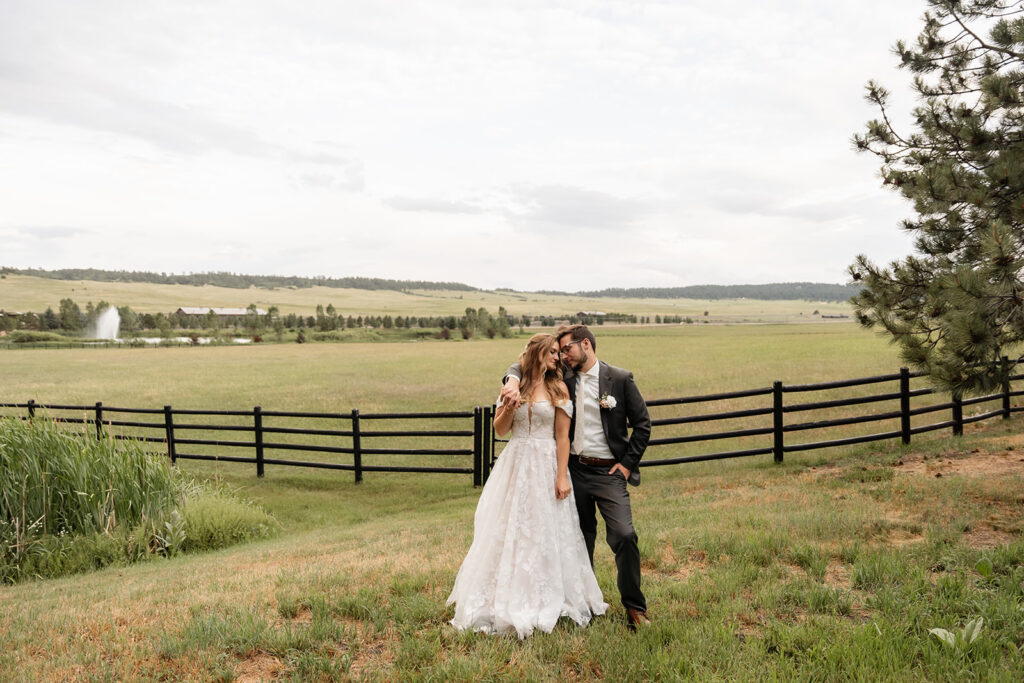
[1,324,894,411]
[0,273,853,321]
[1,323,1021,679]
[0,323,984,485]
[0,419,1021,680]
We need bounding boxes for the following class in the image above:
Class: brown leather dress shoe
[626,608,651,631]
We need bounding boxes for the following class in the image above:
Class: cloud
[0,61,262,156]
[506,184,647,231]
[707,191,865,223]
[293,162,365,192]
[383,196,483,214]
[0,53,365,177]
[7,225,93,240]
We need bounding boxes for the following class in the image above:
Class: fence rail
[3,357,1022,486]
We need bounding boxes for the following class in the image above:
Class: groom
[502,324,652,629]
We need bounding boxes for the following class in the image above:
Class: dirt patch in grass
[964,525,1017,549]
[235,653,282,682]
[348,634,394,679]
[670,562,704,582]
[707,485,774,508]
[735,610,767,638]
[894,449,1024,479]
[271,606,313,628]
[822,561,850,589]
[981,431,1024,452]
[887,528,925,547]
[644,542,708,581]
[673,549,710,581]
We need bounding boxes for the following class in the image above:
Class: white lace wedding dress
[447,399,608,638]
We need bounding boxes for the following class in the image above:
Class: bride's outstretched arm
[554,406,571,500]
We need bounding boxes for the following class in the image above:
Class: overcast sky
[1,0,929,291]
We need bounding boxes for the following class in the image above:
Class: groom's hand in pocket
[608,463,630,480]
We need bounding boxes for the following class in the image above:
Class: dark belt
[572,453,616,467]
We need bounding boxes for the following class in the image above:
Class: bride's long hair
[518,333,569,408]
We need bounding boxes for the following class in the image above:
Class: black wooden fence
[3,358,1022,485]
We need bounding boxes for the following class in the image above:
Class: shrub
[9,331,72,343]
[180,489,277,552]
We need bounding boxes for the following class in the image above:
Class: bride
[447,333,607,638]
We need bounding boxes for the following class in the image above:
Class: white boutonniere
[599,393,617,409]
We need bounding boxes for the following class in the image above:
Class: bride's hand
[555,475,571,500]
[500,378,521,409]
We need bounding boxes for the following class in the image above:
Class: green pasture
[0,323,985,483]
[0,273,852,321]
[1,323,898,410]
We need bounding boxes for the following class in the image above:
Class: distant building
[176,307,267,325]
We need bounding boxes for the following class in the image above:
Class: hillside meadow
[0,273,853,322]
[1,323,1022,679]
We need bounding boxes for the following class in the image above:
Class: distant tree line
[2,299,116,335]
[0,267,477,292]
[538,283,862,302]
[1,300,524,341]
[297,305,521,339]
[1,297,701,341]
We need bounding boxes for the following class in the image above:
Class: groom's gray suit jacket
[504,360,651,485]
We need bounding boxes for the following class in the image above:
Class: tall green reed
[0,414,180,576]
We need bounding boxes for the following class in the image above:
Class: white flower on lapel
[599,393,617,409]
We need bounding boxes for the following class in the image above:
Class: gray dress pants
[569,458,647,613]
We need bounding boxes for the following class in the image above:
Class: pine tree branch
[949,6,1024,59]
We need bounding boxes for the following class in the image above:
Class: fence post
[952,392,963,437]
[254,406,265,478]
[95,401,104,440]
[352,409,362,484]
[164,405,176,465]
[472,406,482,487]
[900,367,911,445]
[487,404,495,475]
[1001,355,1011,419]
[772,381,784,463]
[27,399,35,420]
[482,404,493,483]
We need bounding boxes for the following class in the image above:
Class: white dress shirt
[573,359,614,459]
